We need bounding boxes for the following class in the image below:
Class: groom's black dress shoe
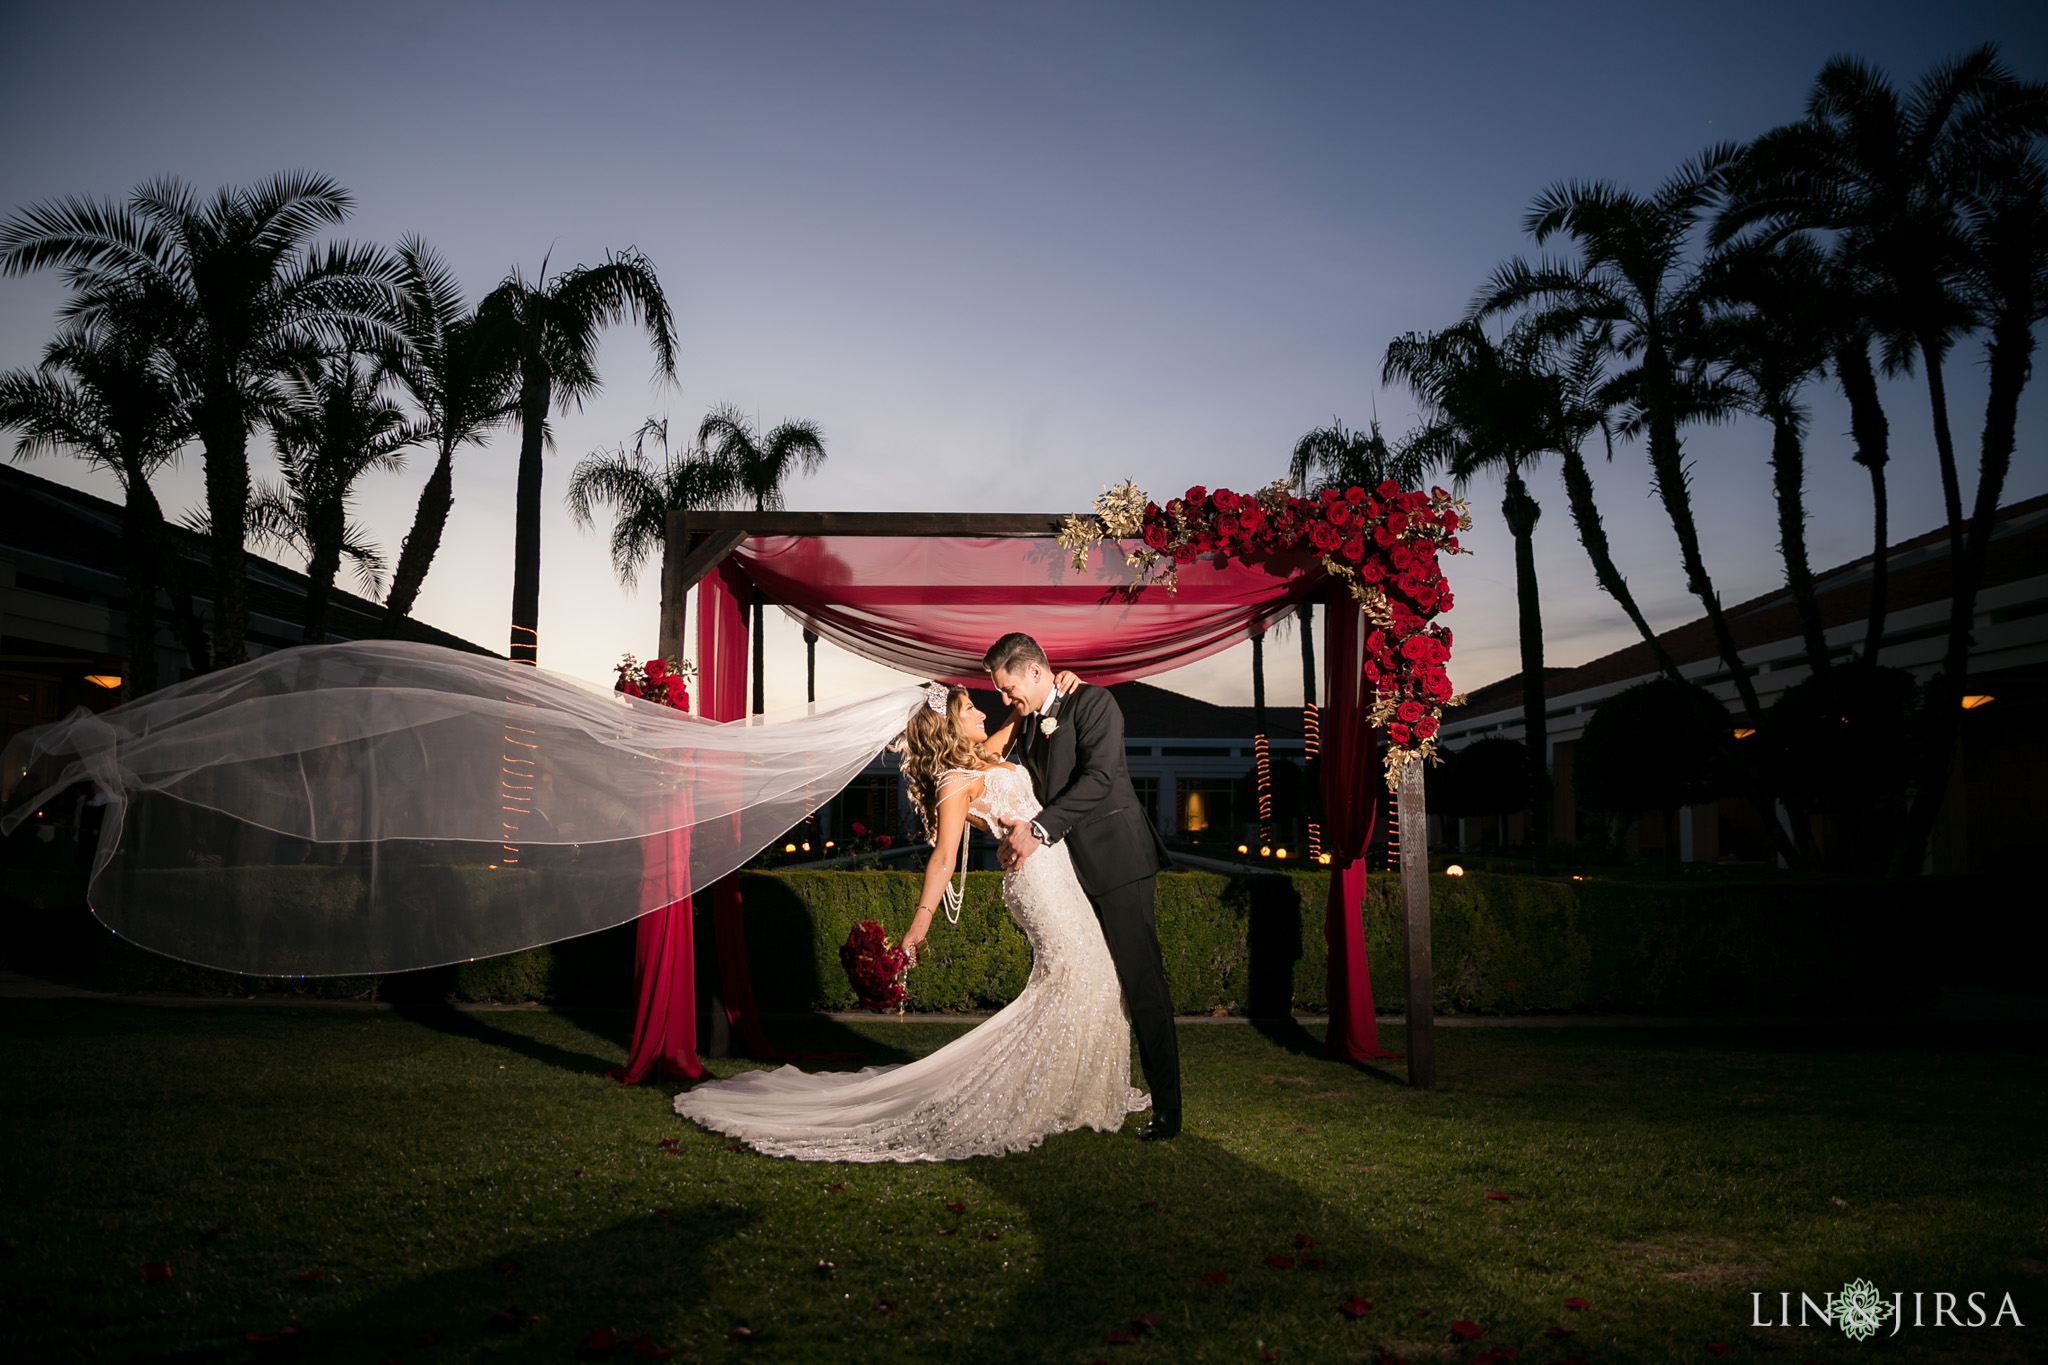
[1138,1115,1180,1142]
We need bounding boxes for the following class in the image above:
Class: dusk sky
[4,2,2044,710]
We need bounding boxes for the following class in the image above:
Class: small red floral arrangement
[614,652,695,711]
[839,919,910,1011]
[1060,478,1468,785]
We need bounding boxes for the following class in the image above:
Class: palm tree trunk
[1833,338,1890,662]
[1642,345,1798,866]
[1768,415,1831,677]
[1557,441,1684,682]
[158,530,210,675]
[118,477,161,695]
[509,369,548,665]
[198,399,251,667]
[1251,628,1270,842]
[381,440,455,636]
[303,513,343,646]
[751,587,766,715]
[1503,470,1547,869]
[1297,597,1320,860]
[1891,302,2036,876]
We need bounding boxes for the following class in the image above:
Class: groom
[985,632,1182,1141]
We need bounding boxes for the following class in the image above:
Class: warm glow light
[487,864,498,870]
[1731,727,1757,739]
[1318,853,1331,865]
[1275,848,1288,859]
[84,674,122,689]
[801,842,811,852]
[1961,694,1995,709]
[825,841,836,849]
[1572,874,1584,881]
[784,843,797,853]
[1259,846,1271,857]
[1445,864,1465,877]
[1237,844,1249,854]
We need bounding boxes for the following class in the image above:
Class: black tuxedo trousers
[1019,685,1181,1122]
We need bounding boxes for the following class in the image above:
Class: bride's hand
[1053,669,1082,693]
[901,925,926,967]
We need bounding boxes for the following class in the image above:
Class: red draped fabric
[625,533,1388,1074]
[608,819,704,1084]
[1320,582,1398,1063]
[733,537,1327,684]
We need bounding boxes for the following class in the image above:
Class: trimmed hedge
[8,866,2017,1016]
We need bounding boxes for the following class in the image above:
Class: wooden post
[1398,759,1435,1089]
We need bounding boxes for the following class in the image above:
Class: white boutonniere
[1039,715,1059,737]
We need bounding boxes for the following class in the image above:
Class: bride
[672,683,1151,1162]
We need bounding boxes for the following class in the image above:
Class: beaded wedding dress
[673,764,1150,1161]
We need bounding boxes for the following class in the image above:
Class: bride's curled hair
[898,686,991,838]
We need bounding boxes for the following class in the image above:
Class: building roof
[1451,492,2048,721]
[0,462,495,657]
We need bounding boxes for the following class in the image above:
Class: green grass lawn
[0,1004,2042,1364]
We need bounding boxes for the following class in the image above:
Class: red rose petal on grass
[826,1183,844,1193]
[1545,1325,1576,1338]
[1485,1192,1512,1202]
[142,1262,171,1283]
[1265,1256,1296,1269]
[1706,1345,1731,1356]
[728,1144,745,1152]
[1565,1296,1592,1310]
[1137,1200,1157,1208]
[945,1201,966,1212]
[580,1327,620,1356]
[651,1208,670,1220]
[1450,1319,1483,1341]
[1339,1296,1373,1318]
[1204,1272,1228,1287]
[872,1299,897,1314]
[980,1232,1000,1241]
[936,1229,956,1237]
[572,1169,584,1178]
[1416,1308,1430,1317]
[1259,1353,1279,1362]
[1293,1233,1316,1248]
[726,1326,759,1341]
[1106,1329,1138,1345]
[292,1271,322,1283]
[493,1260,519,1274]
[657,1137,678,1150]
[245,1331,279,1345]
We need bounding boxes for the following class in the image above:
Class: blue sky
[3,1,2043,707]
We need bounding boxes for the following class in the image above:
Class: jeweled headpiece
[924,682,949,713]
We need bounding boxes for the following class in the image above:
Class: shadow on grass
[390,1004,621,1078]
[755,1013,958,1069]
[152,1204,748,1365]
[1248,1015,1409,1089]
[962,1131,1463,1365]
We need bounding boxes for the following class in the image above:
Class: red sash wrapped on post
[1320,582,1399,1063]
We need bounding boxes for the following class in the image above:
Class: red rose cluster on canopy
[614,652,695,711]
[1059,477,1470,786]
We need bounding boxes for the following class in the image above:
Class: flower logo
[1835,1278,1894,1341]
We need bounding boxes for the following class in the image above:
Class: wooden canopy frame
[656,506,1438,1087]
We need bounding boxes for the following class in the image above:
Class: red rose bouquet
[839,919,910,1012]
[615,652,695,711]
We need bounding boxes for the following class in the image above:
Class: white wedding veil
[0,641,922,976]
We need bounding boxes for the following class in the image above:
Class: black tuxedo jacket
[1016,683,1173,895]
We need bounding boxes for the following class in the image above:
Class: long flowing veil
[0,641,921,977]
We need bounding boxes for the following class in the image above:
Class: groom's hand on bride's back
[998,820,1043,870]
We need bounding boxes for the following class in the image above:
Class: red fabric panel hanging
[732,536,1326,684]
[696,558,856,1064]
[609,820,704,1084]
[1319,582,1398,1063]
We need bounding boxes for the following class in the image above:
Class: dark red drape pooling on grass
[618,536,1394,1080]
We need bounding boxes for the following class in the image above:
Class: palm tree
[380,238,517,635]
[1288,418,1433,496]
[0,173,405,666]
[1534,321,1687,683]
[1384,321,1556,863]
[1697,235,1838,677]
[566,416,741,594]
[1472,150,1810,864]
[696,404,828,714]
[481,250,677,665]
[0,310,195,691]
[253,351,415,643]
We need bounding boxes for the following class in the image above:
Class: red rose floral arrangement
[840,919,910,1012]
[614,653,695,711]
[1058,478,1469,785]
